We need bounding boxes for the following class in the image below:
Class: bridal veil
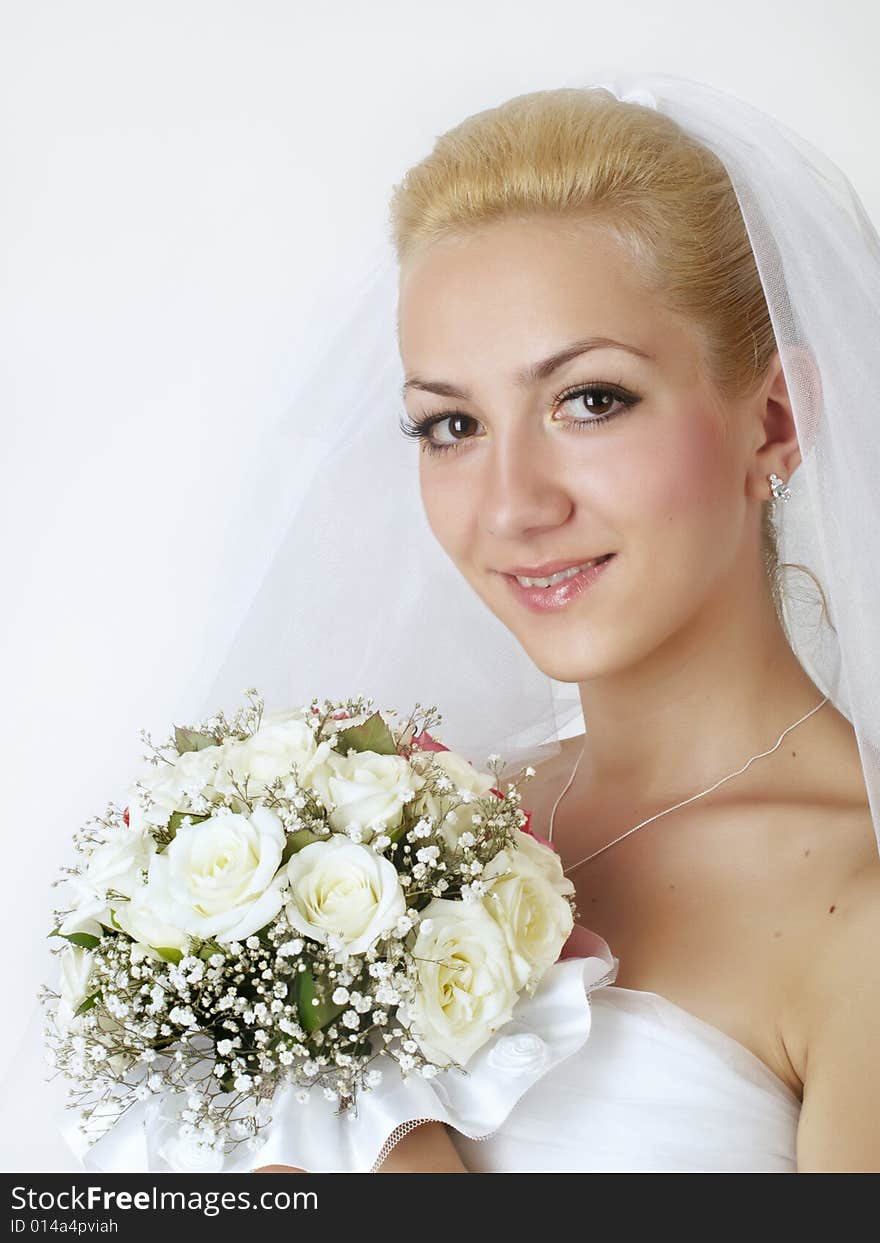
[195,72,880,856]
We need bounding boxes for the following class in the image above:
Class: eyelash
[398,381,641,457]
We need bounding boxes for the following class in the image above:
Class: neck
[573,566,825,804]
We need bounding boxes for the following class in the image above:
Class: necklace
[547,696,830,877]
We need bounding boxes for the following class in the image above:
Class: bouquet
[40,689,611,1173]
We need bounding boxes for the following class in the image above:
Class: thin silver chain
[548,696,830,876]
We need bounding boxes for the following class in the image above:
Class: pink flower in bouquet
[559,924,611,962]
[411,729,449,753]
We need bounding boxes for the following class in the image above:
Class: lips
[501,554,613,577]
[502,554,616,612]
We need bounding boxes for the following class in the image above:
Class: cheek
[612,411,735,541]
[419,459,472,558]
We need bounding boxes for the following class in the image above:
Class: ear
[748,344,822,500]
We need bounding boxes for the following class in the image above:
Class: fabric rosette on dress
[61,926,616,1174]
[42,691,617,1174]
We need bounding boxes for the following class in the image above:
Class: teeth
[515,557,606,588]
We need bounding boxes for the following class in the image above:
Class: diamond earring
[768,472,791,502]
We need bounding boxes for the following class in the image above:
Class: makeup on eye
[398,380,642,455]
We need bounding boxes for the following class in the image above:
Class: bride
[235,78,880,1173]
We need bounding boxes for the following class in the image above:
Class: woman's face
[397,216,763,683]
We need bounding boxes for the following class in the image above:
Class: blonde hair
[388,86,831,637]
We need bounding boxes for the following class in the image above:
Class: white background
[1,0,877,1171]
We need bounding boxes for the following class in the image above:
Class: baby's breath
[41,688,541,1162]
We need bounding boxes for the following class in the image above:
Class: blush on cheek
[630,409,731,525]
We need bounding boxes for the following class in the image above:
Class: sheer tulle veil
[197,71,880,856]
[12,70,880,1171]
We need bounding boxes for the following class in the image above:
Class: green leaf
[167,810,212,833]
[50,931,101,950]
[280,828,321,867]
[294,966,349,1035]
[386,817,410,846]
[153,945,184,964]
[75,990,100,1016]
[197,940,226,961]
[155,809,212,854]
[108,909,123,931]
[334,711,398,757]
[174,726,218,754]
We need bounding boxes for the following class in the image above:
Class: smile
[502,554,616,612]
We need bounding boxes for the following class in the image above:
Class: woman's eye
[556,385,631,422]
[398,382,640,456]
[421,412,479,450]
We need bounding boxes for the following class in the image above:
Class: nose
[480,423,573,541]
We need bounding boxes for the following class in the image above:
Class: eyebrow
[401,336,654,400]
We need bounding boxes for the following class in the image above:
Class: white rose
[482,837,574,992]
[56,945,96,1035]
[506,828,576,897]
[127,746,226,834]
[312,751,425,839]
[145,804,287,942]
[284,836,406,956]
[59,827,156,934]
[111,885,192,956]
[417,751,496,849]
[409,897,519,1068]
[260,706,310,726]
[213,718,335,802]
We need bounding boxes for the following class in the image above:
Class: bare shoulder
[799,815,880,1024]
[776,792,879,1057]
[791,809,880,1170]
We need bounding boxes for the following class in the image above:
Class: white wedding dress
[449,953,801,1174]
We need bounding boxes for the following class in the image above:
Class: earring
[768,471,791,502]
